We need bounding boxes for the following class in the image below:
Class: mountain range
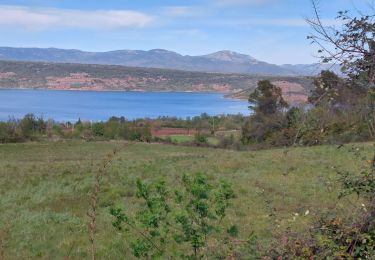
[0,47,339,76]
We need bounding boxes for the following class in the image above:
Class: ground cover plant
[0,140,373,258]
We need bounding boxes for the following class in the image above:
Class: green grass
[161,134,220,145]
[0,140,372,259]
[164,134,194,143]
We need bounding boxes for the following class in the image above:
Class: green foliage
[285,107,303,128]
[227,225,239,238]
[19,114,46,139]
[308,3,375,137]
[0,121,19,143]
[242,80,292,145]
[0,115,154,143]
[110,173,236,259]
[110,179,171,258]
[175,173,235,258]
[0,114,49,142]
[242,72,372,147]
[194,132,208,144]
[91,122,105,137]
[242,112,286,145]
[308,2,375,86]
[0,140,374,258]
[273,149,375,259]
[338,167,375,200]
[248,80,288,115]
[309,70,341,105]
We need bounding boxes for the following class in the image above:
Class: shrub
[194,132,208,144]
[91,122,105,137]
[272,149,375,259]
[109,173,240,259]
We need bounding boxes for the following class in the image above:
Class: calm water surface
[0,89,249,121]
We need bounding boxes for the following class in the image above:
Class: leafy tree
[20,113,37,138]
[307,0,375,135]
[309,70,367,110]
[285,107,303,129]
[0,122,11,143]
[242,80,289,144]
[249,80,288,115]
[307,0,375,85]
[91,122,105,137]
[308,70,341,106]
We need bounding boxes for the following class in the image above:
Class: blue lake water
[0,89,249,122]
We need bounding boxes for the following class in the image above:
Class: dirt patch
[272,81,308,103]
[0,72,16,79]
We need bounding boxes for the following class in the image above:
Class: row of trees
[242,0,374,147]
[0,115,153,143]
[0,113,246,144]
[241,70,372,147]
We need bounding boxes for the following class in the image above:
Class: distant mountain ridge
[0,47,340,76]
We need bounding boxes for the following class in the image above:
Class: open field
[0,141,373,258]
[160,135,220,145]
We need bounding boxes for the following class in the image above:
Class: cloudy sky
[0,0,372,64]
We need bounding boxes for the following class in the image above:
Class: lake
[0,89,249,122]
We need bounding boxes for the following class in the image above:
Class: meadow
[0,140,372,258]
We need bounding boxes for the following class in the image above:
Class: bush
[109,173,242,259]
[272,149,375,259]
[92,122,105,137]
[194,132,208,144]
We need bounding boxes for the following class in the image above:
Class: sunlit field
[0,141,372,258]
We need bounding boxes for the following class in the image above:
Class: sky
[0,0,373,64]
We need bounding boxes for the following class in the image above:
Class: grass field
[0,141,372,259]
[161,134,220,145]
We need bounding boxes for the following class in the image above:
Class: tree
[308,70,341,106]
[20,113,37,138]
[308,70,365,108]
[307,0,375,136]
[249,80,288,115]
[242,80,289,144]
[307,0,375,86]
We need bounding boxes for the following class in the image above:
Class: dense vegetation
[241,71,373,147]
[0,141,373,259]
[0,113,245,146]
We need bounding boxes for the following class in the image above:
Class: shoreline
[0,87,244,100]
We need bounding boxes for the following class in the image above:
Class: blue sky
[0,0,372,64]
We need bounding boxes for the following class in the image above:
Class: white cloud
[163,6,195,17]
[0,5,154,31]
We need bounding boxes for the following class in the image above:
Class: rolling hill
[0,47,339,76]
